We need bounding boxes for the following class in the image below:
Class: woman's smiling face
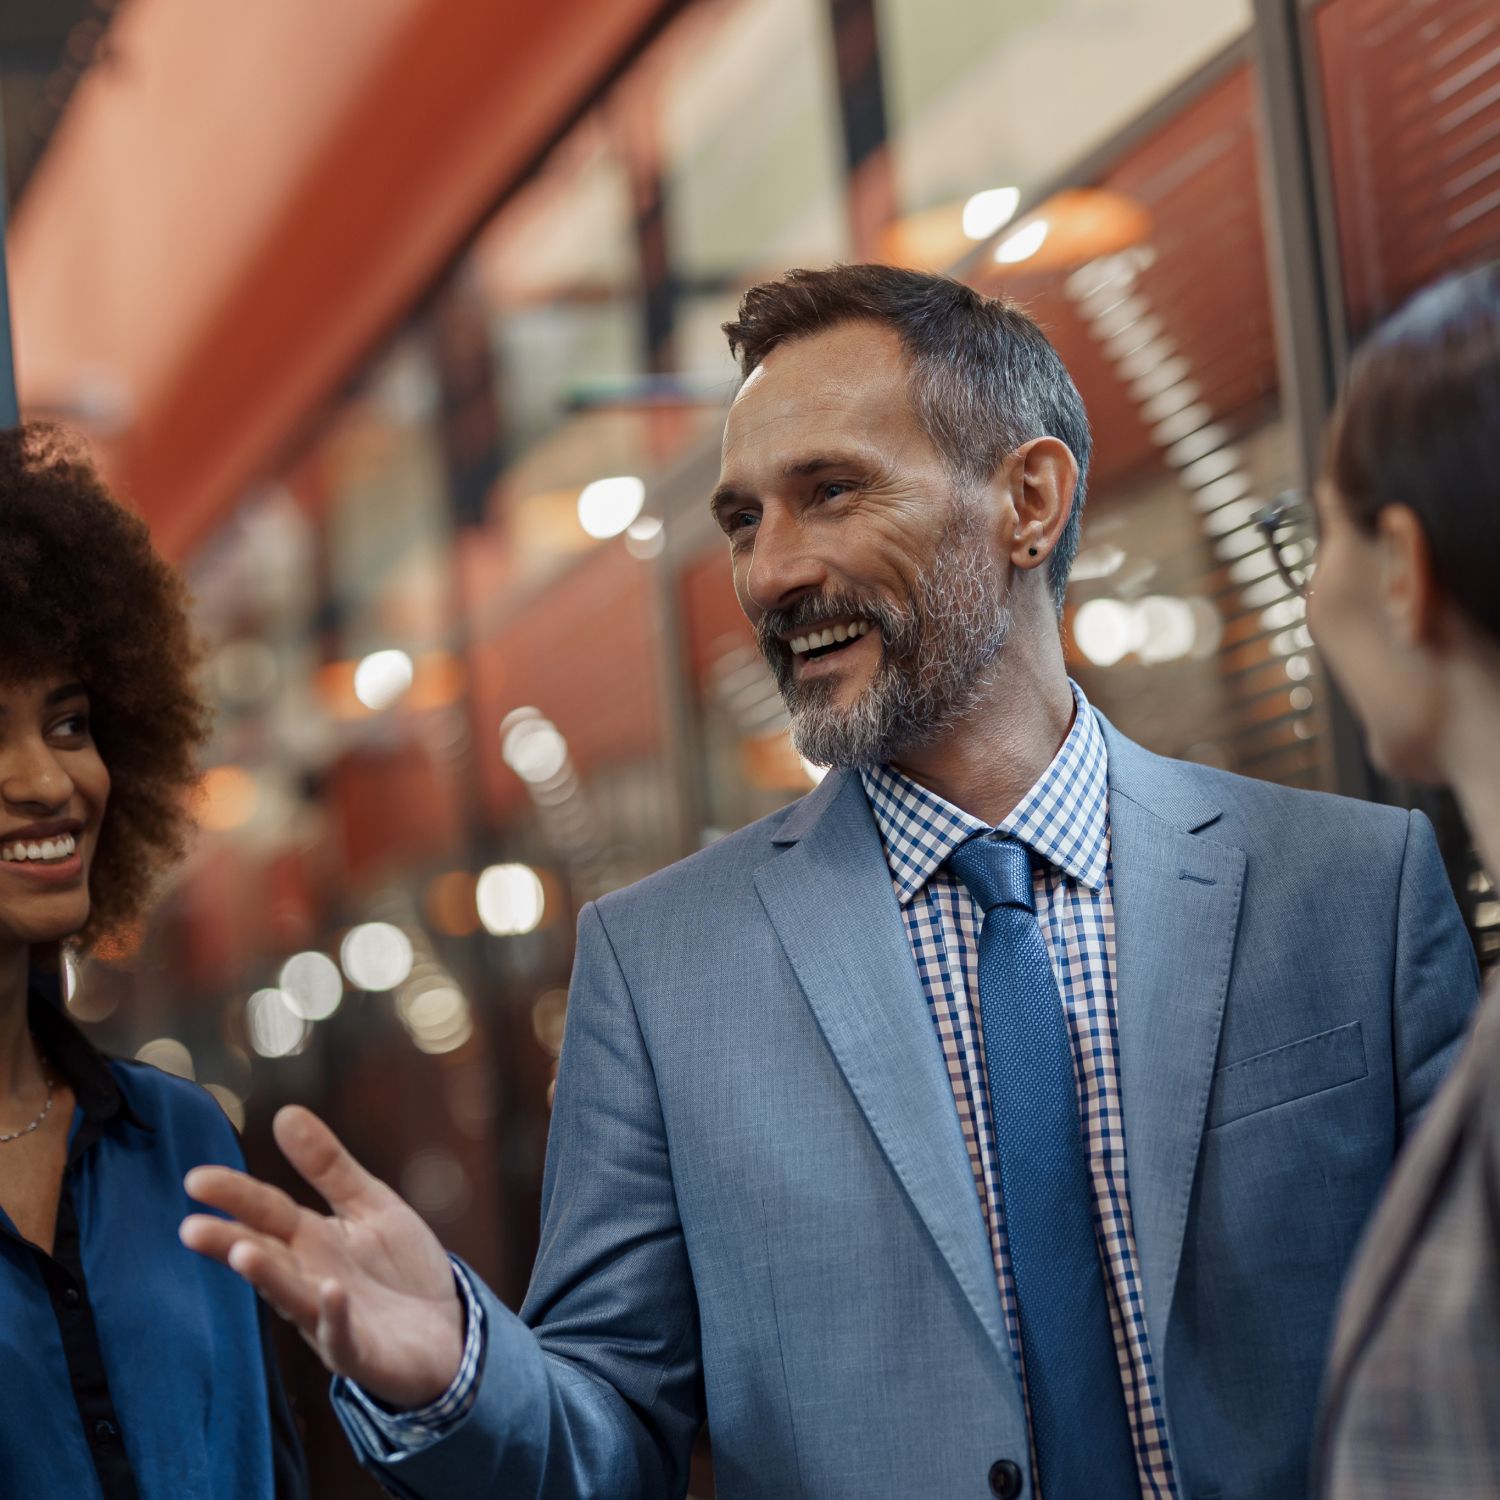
[0,674,110,953]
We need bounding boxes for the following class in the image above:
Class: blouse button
[93,1420,118,1445]
[61,1287,81,1310]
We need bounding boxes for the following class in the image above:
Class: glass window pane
[879,0,1251,218]
[1315,0,1500,338]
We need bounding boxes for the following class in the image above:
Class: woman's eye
[52,713,92,741]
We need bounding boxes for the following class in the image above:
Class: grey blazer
[1318,972,1500,1498]
[341,720,1477,1500]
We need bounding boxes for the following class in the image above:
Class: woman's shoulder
[106,1056,244,1165]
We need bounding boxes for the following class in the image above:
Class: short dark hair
[722,264,1092,614]
[1330,260,1500,642]
[0,423,210,949]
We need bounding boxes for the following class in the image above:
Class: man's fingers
[184,1165,302,1242]
[315,1279,357,1373]
[179,1212,268,1267]
[273,1105,383,1217]
[225,1236,322,1332]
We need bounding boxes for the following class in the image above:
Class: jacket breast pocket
[1207,1020,1368,1129]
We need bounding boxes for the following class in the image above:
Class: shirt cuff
[336,1256,486,1458]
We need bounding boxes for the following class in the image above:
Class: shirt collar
[859,680,1111,905]
[26,961,152,1142]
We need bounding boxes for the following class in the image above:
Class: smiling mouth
[1,833,79,865]
[788,620,874,663]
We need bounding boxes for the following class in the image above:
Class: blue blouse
[0,977,306,1499]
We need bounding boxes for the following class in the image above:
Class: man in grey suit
[182,265,1478,1500]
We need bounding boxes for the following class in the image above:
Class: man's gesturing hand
[180,1104,465,1410]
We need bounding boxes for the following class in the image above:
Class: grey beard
[756,507,1012,769]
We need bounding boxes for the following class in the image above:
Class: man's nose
[740,510,828,617]
[1,739,75,812]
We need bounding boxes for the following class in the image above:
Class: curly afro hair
[0,423,210,950]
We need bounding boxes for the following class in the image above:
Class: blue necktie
[949,835,1140,1500]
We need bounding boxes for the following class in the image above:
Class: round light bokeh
[399,1149,471,1223]
[995,218,1049,265]
[205,1083,247,1131]
[962,186,1020,241]
[476,863,545,937]
[624,515,666,560]
[340,923,414,992]
[398,982,473,1055]
[246,988,310,1058]
[577,476,645,539]
[500,714,569,785]
[353,649,414,712]
[135,1037,195,1080]
[277,950,344,1021]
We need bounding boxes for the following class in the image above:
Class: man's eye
[821,482,852,501]
[728,510,759,534]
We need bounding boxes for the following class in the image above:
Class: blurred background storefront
[3,0,1498,1489]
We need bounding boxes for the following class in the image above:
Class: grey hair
[724,264,1092,615]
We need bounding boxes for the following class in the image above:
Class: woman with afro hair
[0,423,306,1498]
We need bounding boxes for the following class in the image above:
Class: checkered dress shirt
[860,683,1177,1499]
[337,1256,485,1454]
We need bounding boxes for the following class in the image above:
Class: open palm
[180,1104,465,1410]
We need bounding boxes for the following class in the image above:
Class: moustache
[754,592,916,663]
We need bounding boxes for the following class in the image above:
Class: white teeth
[787,620,872,656]
[1,833,77,863]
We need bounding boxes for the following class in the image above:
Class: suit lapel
[755,771,1013,1370]
[1100,722,1246,1365]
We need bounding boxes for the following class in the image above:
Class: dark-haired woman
[0,423,306,1497]
[1313,262,1500,1497]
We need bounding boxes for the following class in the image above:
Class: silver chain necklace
[0,1038,55,1144]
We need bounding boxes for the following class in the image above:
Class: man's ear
[1006,436,1078,575]
[1375,504,1439,647]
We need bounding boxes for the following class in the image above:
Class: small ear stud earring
[1028,547,1039,557]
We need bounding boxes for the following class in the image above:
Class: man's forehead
[723,326,914,449]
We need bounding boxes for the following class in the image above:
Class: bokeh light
[476,863,545,936]
[962,186,1020,240]
[995,218,1049,264]
[397,980,474,1054]
[340,923,414,991]
[577,475,645,539]
[204,1083,247,1131]
[277,950,344,1020]
[198,765,259,832]
[353,649,415,711]
[135,1037,195,1079]
[246,988,309,1058]
[500,712,570,784]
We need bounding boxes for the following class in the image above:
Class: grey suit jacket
[343,720,1477,1500]
[1318,973,1500,1498]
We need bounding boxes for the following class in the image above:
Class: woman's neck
[0,944,35,1100]
[1440,653,1500,896]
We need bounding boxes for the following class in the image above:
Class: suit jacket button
[988,1459,1023,1498]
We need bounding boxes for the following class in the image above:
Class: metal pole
[1251,0,1372,803]
[0,87,18,427]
